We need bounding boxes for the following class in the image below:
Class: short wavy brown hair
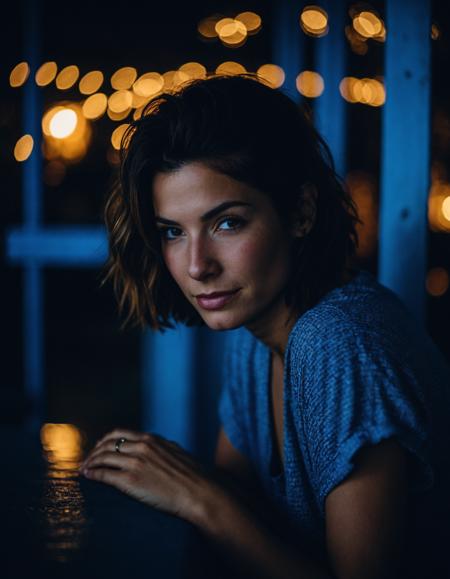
[102,74,360,332]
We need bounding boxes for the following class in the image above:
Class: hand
[79,428,217,523]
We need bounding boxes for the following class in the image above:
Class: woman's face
[152,162,296,331]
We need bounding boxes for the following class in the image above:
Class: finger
[94,428,144,449]
[86,430,147,461]
[81,465,133,492]
[82,450,141,472]
[82,433,169,464]
[82,438,148,468]
[93,430,168,454]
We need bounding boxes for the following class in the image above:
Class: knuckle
[136,441,149,454]
[129,456,142,470]
[124,470,137,484]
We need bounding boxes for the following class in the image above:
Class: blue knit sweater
[218,269,450,577]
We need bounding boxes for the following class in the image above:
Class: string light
[10,62,30,87]
[35,62,58,86]
[14,135,34,161]
[296,71,324,97]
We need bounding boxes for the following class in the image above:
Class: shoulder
[287,270,420,368]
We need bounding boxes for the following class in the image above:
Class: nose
[187,236,221,281]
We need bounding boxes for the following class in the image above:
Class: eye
[216,216,246,231]
[158,227,183,241]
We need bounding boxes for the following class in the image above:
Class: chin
[200,311,247,332]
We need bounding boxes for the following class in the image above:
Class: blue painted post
[23,0,43,429]
[379,0,431,325]
[271,0,304,103]
[7,227,107,265]
[313,0,347,178]
[141,324,198,452]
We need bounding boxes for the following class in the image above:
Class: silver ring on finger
[115,437,127,453]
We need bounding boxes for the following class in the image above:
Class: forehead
[152,162,266,216]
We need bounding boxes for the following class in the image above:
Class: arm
[191,426,335,579]
[324,437,408,579]
[192,431,407,579]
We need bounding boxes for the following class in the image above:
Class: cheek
[230,232,291,280]
[161,248,184,284]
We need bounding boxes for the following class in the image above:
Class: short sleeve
[218,328,251,458]
[293,316,435,517]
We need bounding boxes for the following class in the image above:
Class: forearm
[190,485,334,579]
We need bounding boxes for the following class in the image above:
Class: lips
[195,289,240,311]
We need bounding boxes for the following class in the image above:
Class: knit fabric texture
[218,269,450,575]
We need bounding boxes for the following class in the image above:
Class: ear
[290,183,317,238]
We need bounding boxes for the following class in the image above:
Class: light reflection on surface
[39,423,87,563]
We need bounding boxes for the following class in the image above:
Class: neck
[244,266,357,362]
[244,292,299,364]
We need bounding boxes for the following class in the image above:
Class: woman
[80,75,450,579]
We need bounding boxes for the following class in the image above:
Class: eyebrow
[155,201,253,226]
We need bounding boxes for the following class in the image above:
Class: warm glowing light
[179,62,207,80]
[82,93,108,119]
[428,180,450,233]
[215,61,247,75]
[40,423,83,470]
[35,62,58,86]
[426,268,449,297]
[108,90,133,113]
[369,78,385,106]
[235,11,262,34]
[133,72,164,97]
[107,107,132,121]
[360,80,375,104]
[300,6,328,36]
[257,64,285,88]
[301,6,327,29]
[431,23,440,40]
[133,105,146,120]
[42,106,62,136]
[131,92,150,109]
[111,123,130,150]
[373,21,386,42]
[198,15,220,38]
[442,196,450,221]
[14,134,34,161]
[339,77,385,106]
[42,103,91,163]
[56,65,80,90]
[215,17,234,35]
[217,18,247,46]
[79,70,104,95]
[296,71,324,97]
[353,11,383,38]
[339,77,358,103]
[49,108,78,138]
[10,62,30,87]
[162,70,190,92]
[111,67,137,90]
[173,71,192,88]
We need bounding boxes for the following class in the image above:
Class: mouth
[195,289,241,311]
